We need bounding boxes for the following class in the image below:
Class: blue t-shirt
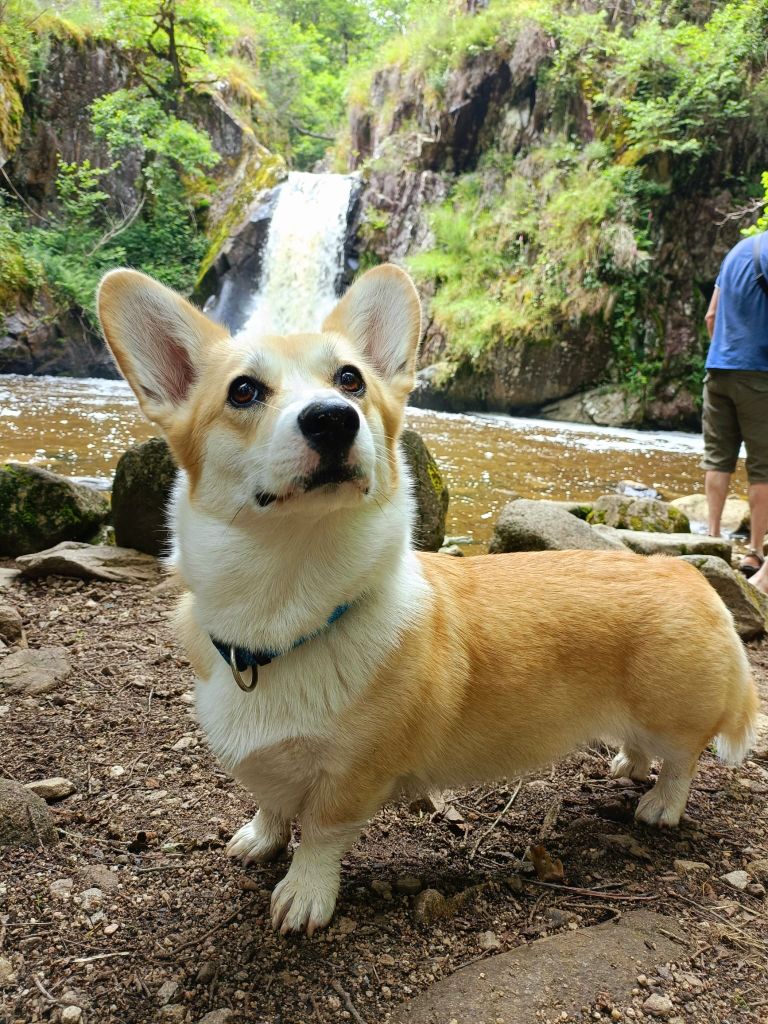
[706,232,768,371]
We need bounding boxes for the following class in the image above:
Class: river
[1,374,746,551]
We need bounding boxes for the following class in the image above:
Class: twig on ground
[56,952,134,966]
[527,880,657,900]
[468,779,522,861]
[331,980,367,1024]
[32,975,59,1004]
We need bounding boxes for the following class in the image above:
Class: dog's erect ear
[322,264,421,386]
[97,269,227,425]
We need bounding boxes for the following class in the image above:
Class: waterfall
[241,172,358,336]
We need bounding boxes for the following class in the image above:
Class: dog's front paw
[270,853,340,936]
[227,811,291,865]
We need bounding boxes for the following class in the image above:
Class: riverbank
[0,374,746,552]
[1,569,767,1023]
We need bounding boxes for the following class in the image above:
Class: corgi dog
[97,264,759,936]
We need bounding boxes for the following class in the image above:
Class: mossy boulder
[587,495,690,534]
[0,463,109,557]
[111,438,178,557]
[489,499,626,554]
[401,429,449,552]
[679,555,768,640]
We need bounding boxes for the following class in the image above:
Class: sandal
[739,549,765,579]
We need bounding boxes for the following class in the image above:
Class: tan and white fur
[97,264,759,936]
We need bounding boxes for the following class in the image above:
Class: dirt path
[1,573,767,1023]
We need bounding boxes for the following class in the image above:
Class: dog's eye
[335,366,365,396]
[228,376,266,408]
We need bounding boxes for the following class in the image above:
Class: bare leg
[748,558,768,595]
[705,470,731,537]
[635,752,699,828]
[748,482,768,555]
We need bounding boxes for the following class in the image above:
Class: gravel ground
[1,572,767,1024]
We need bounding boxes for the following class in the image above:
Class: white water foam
[241,172,357,336]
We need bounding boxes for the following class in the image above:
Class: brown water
[0,374,748,550]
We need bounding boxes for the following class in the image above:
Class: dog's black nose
[298,400,359,453]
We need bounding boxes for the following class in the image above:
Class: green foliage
[745,171,768,234]
[409,144,652,366]
[0,200,44,315]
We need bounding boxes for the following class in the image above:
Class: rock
[371,879,393,901]
[161,1006,187,1022]
[17,542,159,583]
[400,429,449,551]
[195,961,218,986]
[438,544,464,556]
[614,531,731,561]
[111,438,178,556]
[50,878,74,899]
[412,889,452,926]
[478,930,501,950]
[25,777,76,802]
[674,859,710,877]
[197,1011,234,1024]
[0,646,71,696]
[0,568,20,588]
[77,887,104,911]
[643,993,674,1018]
[746,859,768,884]
[489,499,627,554]
[544,500,593,520]
[540,386,645,428]
[61,1008,83,1024]
[391,910,688,1024]
[679,555,768,640]
[670,493,749,535]
[394,873,423,896]
[587,495,690,533]
[0,463,109,557]
[754,712,768,758]
[157,980,179,1005]
[0,603,23,645]
[0,777,57,848]
[720,870,750,891]
[616,480,662,500]
[0,956,16,987]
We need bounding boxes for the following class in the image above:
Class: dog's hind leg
[634,751,699,828]
[610,746,652,782]
[227,807,291,865]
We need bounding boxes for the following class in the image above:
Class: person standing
[702,230,768,577]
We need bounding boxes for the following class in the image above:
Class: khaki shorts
[701,369,768,483]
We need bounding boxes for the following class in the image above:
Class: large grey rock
[391,910,687,1024]
[489,499,626,554]
[0,464,109,557]
[0,603,24,645]
[680,555,768,639]
[0,778,57,848]
[541,386,645,428]
[0,646,72,696]
[111,438,178,557]
[401,429,449,552]
[588,495,689,533]
[615,531,732,561]
[17,542,159,583]
[671,493,750,535]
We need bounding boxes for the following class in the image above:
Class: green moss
[0,40,27,158]
[196,149,285,285]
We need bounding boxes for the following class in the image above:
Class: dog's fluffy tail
[714,645,760,765]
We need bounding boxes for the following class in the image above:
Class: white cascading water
[242,171,358,336]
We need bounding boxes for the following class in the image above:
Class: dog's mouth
[254,465,368,508]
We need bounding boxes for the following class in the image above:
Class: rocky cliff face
[345,11,768,428]
[1,31,281,378]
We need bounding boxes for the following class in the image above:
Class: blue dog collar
[210,603,352,693]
